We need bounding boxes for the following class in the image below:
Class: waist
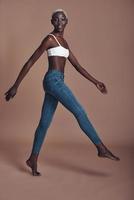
[44,69,65,80]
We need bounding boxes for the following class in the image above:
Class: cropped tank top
[47,34,69,58]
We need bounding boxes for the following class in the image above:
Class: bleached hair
[52,9,68,19]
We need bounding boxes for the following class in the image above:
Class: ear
[51,18,54,26]
[66,19,68,25]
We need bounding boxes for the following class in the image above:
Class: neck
[52,29,64,37]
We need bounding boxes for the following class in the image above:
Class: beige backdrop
[0,0,134,200]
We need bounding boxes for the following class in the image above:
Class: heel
[26,160,41,176]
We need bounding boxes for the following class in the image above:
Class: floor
[0,135,133,200]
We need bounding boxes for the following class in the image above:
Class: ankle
[29,153,39,162]
[95,142,105,149]
[95,142,108,152]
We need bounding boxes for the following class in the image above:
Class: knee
[38,117,52,130]
[74,107,87,118]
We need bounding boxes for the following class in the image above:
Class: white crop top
[47,34,69,58]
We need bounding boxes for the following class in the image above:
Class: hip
[43,69,65,91]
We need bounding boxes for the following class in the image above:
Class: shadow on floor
[1,137,133,177]
[44,156,110,177]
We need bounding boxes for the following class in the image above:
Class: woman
[4,9,120,176]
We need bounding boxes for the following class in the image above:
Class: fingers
[105,87,108,93]
[4,92,12,101]
[97,83,108,94]
[100,83,108,94]
[4,86,17,101]
[12,93,16,98]
[4,91,9,95]
[5,93,14,101]
[102,87,108,94]
[5,94,10,101]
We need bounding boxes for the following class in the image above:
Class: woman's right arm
[4,35,50,101]
[13,36,50,89]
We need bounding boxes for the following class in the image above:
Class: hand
[95,81,108,94]
[4,85,18,101]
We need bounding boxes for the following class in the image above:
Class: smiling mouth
[57,25,63,28]
[55,26,64,31]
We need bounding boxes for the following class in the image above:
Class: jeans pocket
[43,76,61,91]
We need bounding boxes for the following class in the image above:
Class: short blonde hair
[52,9,68,19]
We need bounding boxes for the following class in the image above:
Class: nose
[57,18,63,25]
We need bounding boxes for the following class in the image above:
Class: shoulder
[62,38,70,49]
[40,34,54,49]
[41,34,53,44]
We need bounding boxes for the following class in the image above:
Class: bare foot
[96,143,120,161]
[98,150,120,161]
[26,159,41,176]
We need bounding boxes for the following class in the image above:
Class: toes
[32,171,41,176]
[114,156,120,161]
[98,152,120,161]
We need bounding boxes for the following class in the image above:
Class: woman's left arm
[68,48,108,94]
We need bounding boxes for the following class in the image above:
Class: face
[51,12,68,32]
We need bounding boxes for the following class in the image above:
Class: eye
[53,18,58,23]
[53,16,58,20]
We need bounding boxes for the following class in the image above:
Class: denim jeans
[31,69,102,154]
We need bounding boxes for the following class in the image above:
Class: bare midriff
[48,56,67,73]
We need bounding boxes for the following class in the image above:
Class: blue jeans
[31,69,102,154]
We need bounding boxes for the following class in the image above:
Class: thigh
[39,92,58,122]
[49,80,86,116]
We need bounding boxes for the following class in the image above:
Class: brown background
[0,0,134,200]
